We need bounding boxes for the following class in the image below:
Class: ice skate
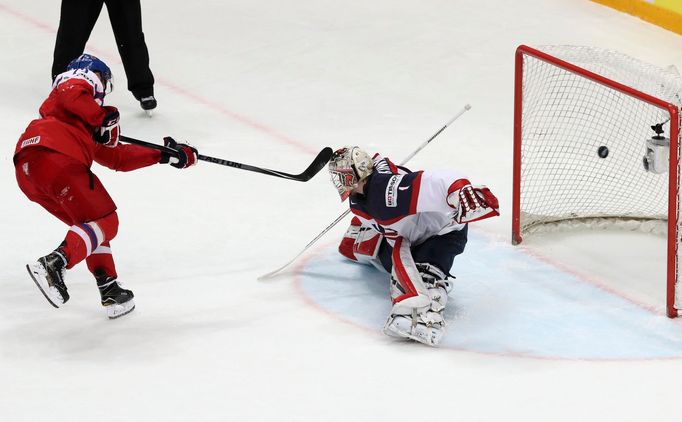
[26,250,69,307]
[96,274,135,319]
[139,95,156,117]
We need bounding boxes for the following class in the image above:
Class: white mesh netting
[519,45,682,232]
[517,45,682,314]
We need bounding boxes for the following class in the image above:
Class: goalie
[328,146,499,346]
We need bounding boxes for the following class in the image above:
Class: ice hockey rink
[3,0,682,420]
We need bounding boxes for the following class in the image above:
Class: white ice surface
[2,1,682,421]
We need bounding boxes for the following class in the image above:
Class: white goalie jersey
[348,156,471,246]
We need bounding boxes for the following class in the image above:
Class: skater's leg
[15,150,120,308]
[86,242,134,319]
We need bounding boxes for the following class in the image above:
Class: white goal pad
[511,45,682,317]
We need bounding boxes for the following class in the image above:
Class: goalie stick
[257,103,472,280]
[120,135,333,182]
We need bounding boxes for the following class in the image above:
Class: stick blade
[256,270,281,281]
[297,147,333,181]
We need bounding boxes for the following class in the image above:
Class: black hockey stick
[120,135,333,182]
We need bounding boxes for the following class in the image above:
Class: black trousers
[52,0,154,99]
[377,225,469,276]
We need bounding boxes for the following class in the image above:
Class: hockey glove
[447,180,500,224]
[159,136,198,169]
[338,217,383,264]
[93,106,120,148]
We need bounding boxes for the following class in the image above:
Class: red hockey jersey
[14,69,160,171]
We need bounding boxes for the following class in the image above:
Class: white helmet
[328,146,374,201]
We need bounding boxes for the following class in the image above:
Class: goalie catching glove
[159,136,198,169]
[447,179,499,224]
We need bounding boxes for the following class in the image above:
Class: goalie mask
[328,146,373,201]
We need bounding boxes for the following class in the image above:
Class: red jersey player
[14,54,197,319]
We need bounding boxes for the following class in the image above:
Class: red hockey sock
[61,212,119,269]
[86,241,118,279]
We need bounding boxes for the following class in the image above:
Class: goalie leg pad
[383,310,445,347]
[383,262,453,346]
[389,237,431,313]
[416,262,452,312]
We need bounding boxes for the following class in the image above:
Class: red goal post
[512,45,682,317]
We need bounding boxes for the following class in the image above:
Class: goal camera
[642,123,670,174]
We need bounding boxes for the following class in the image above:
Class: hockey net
[512,45,682,317]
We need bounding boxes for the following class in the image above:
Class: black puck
[597,146,609,158]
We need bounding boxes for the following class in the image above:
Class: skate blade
[144,110,153,118]
[106,300,135,319]
[26,264,61,308]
